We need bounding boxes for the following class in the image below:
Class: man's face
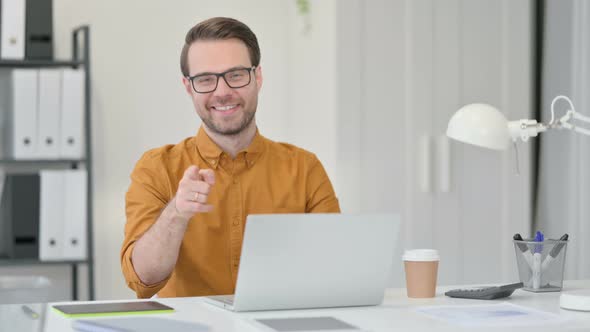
[182,38,263,136]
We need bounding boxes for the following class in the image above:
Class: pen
[513,233,528,251]
[541,233,569,271]
[533,231,544,254]
[513,233,533,268]
[21,305,39,320]
[532,231,544,289]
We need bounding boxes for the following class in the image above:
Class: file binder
[7,174,40,258]
[60,69,85,159]
[0,174,41,259]
[39,169,87,260]
[62,170,87,260]
[0,71,9,159]
[0,169,9,258]
[8,69,39,159]
[39,170,65,260]
[1,0,26,59]
[37,69,61,159]
[25,0,54,59]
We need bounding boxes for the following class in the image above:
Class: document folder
[8,69,39,159]
[38,69,61,159]
[7,174,41,259]
[62,170,87,260]
[60,69,85,159]
[0,170,10,257]
[25,0,54,59]
[0,0,26,59]
[39,170,65,260]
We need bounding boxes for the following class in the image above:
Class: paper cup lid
[402,249,440,261]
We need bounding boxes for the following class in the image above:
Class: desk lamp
[446,95,590,312]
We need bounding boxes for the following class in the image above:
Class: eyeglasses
[186,66,256,93]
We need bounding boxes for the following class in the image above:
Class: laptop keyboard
[215,295,235,305]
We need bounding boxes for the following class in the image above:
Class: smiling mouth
[211,104,238,112]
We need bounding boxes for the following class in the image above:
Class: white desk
[5,280,590,331]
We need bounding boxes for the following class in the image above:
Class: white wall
[538,0,590,280]
[336,0,533,286]
[52,0,339,299]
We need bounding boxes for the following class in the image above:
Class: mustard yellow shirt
[121,127,340,298]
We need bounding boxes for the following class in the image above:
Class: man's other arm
[305,155,341,213]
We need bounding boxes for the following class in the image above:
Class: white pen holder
[513,239,568,292]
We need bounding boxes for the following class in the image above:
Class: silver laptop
[205,213,400,312]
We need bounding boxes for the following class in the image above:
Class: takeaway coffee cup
[402,249,440,298]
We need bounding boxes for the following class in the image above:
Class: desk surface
[4,280,590,332]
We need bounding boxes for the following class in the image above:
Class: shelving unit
[0,60,84,68]
[0,26,94,300]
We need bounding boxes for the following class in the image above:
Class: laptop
[205,213,400,312]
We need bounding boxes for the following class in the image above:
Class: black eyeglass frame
[186,66,257,94]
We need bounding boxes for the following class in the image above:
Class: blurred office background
[0,0,589,301]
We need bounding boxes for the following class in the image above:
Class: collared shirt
[121,126,340,298]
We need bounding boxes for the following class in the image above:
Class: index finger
[184,165,200,180]
[198,169,215,185]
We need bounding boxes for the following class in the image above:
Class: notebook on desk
[205,213,400,312]
[72,317,209,332]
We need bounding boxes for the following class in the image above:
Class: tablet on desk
[254,317,361,332]
[52,301,174,318]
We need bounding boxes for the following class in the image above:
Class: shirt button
[210,159,216,165]
[233,217,240,226]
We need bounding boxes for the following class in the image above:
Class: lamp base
[560,290,590,311]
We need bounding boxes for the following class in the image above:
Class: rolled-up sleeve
[305,154,341,213]
[121,152,172,298]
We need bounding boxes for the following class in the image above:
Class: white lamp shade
[446,103,511,150]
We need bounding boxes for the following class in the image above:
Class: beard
[200,100,257,136]
[203,109,255,136]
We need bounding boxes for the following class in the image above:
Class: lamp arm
[557,110,590,136]
[549,95,576,124]
[534,94,590,136]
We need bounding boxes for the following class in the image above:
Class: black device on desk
[445,282,523,300]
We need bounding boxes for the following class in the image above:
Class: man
[121,17,340,298]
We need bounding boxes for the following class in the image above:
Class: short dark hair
[180,17,261,77]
